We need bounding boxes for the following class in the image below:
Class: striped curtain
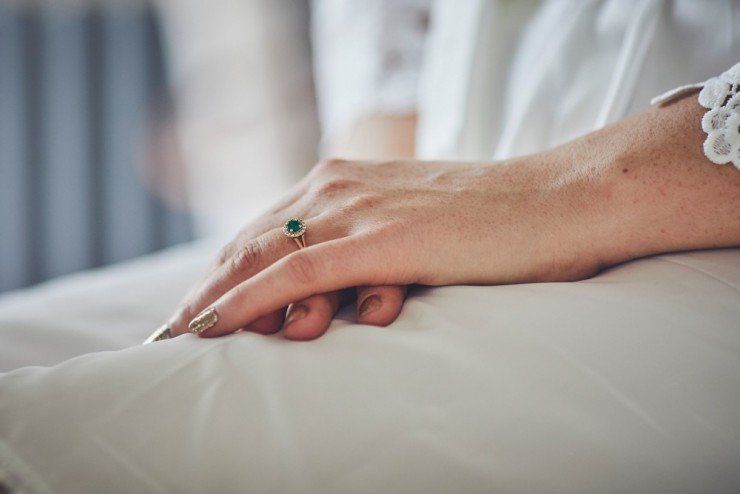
[0,2,192,293]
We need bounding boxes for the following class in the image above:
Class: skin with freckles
[173,114,419,340]
[169,95,740,340]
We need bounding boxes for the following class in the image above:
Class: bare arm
[331,114,418,160]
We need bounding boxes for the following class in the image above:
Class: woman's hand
[168,95,740,340]
[168,152,607,339]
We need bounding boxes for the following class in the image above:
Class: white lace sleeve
[652,62,740,170]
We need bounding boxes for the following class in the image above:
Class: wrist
[559,95,740,270]
[526,121,658,276]
[477,153,611,282]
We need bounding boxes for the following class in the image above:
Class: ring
[283,218,308,249]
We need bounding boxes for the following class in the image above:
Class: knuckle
[313,177,358,198]
[285,252,318,285]
[346,193,382,211]
[214,244,235,267]
[229,241,262,276]
[316,157,348,172]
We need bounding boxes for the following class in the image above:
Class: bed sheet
[0,246,739,493]
[0,241,213,373]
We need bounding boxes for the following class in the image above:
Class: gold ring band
[283,218,307,249]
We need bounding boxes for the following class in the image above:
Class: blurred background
[0,0,192,293]
[0,0,325,294]
[0,0,423,294]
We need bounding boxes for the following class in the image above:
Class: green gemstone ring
[283,218,307,248]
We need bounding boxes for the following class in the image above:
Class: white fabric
[699,64,740,169]
[311,0,430,151]
[418,0,740,161]
[1,247,740,493]
[155,0,430,237]
[155,0,319,238]
[651,62,740,170]
[0,242,212,373]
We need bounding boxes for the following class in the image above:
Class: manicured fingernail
[142,324,172,345]
[285,304,309,326]
[189,307,218,335]
[358,294,382,318]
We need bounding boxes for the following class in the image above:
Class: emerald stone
[285,219,303,234]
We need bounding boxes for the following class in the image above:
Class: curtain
[0,1,191,293]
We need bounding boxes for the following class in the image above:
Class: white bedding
[1,245,739,493]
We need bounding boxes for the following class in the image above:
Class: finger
[242,307,287,335]
[168,228,291,336]
[170,216,340,336]
[208,177,313,268]
[169,177,315,329]
[281,291,343,341]
[355,285,407,326]
[169,161,356,337]
[193,234,395,337]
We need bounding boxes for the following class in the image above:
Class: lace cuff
[652,62,740,170]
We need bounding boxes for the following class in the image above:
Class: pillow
[1,248,739,493]
[0,241,212,373]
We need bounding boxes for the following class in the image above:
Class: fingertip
[356,296,397,326]
[282,294,339,340]
[356,286,406,327]
[282,323,324,341]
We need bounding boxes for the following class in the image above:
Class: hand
[168,152,605,339]
[168,95,740,340]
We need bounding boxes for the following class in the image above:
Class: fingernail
[189,307,219,335]
[285,304,309,326]
[358,294,382,318]
[142,324,172,345]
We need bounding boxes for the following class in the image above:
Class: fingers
[172,214,350,336]
[168,228,292,336]
[208,177,312,268]
[355,285,407,326]
[195,235,390,337]
[242,308,287,335]
[167,175,319,336]
[281,291,344,341]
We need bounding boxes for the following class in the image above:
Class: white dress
[418,0,740,162]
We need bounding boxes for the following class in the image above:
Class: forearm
[165,89,738,339]
[553,94,740,269]
[330,114,418,160]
